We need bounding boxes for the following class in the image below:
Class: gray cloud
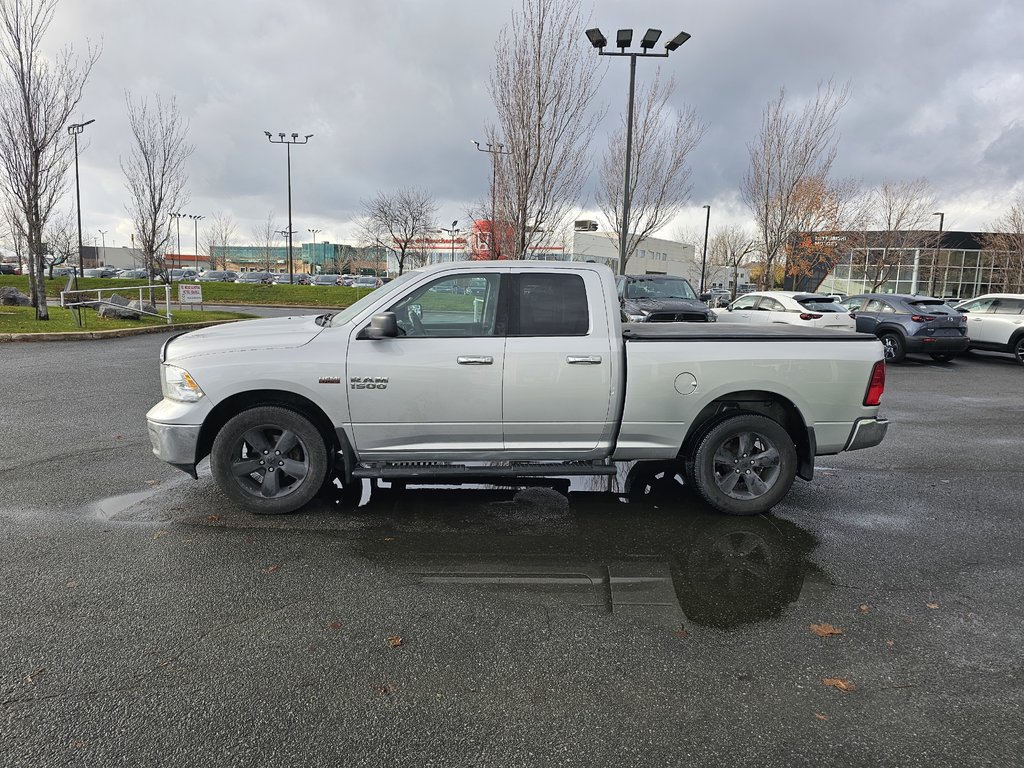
[38,0,1024,250]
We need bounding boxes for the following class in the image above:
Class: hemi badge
[318,376,342,384]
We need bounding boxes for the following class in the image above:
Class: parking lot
[1,334,1021,767]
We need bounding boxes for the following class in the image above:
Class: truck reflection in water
[348,474,819,630]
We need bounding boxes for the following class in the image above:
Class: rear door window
[513,273,589,336]
[863,299,892,313]
[757,297,785,311]
[992,298,1024,314]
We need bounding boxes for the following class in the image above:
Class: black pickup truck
[616,274,717,322]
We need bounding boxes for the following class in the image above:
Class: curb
[0,319,240,343]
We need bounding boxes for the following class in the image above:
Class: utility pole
[473,140,511,259]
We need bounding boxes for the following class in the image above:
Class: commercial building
[791,231,1024,300]
[569,225,698,283]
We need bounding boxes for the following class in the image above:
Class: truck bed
[622,323,878,343]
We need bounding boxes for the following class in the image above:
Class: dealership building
[791,230,1023,299]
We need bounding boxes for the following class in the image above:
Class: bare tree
[202,210,237,270]
[43,206,74,276]
[358,187,438,275]
[709,225,757,300]
[853,178,935,290]
[121,92,194,282]
[0,0,97,319]
[981,195,1024,292]
[597,71,706,273]
[489,0,603,260]
[783,174,862,286]
[250,212,280,272]
[741,79,849,289]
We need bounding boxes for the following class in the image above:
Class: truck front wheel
[211,406,329,515]
[691,414,797,516]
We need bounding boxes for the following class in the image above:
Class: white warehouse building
[569,222,700,285]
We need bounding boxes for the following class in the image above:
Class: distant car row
[710,290,1024,365]
[41,267,386,288]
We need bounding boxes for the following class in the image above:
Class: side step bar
[352,462,618,480]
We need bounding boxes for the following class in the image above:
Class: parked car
[715,291,857,332]
[162,268,198,282]
[235,271,274,284]
[616,274,717,322]
[352,275,383,289]
[116,268,151,279]
[0,263,19,275]
[340,274,355,286]
[953,293,1024,364]
[842,293,969,363]
[197,270,238,283]
[312,274,342,286]
[82,267,120,278]
[701,288,732,308]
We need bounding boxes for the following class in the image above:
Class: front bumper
[843,417,889,451]
[147,419,201,476]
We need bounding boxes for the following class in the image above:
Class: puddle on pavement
[350,480,821,631]
[89,472,194,522]
[94,463,821,630]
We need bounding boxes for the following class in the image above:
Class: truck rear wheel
[211,406,329,515]
[691,414,796,516]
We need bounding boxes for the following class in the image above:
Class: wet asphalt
[0,333,1021,767]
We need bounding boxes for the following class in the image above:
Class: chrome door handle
[457,356,493,365]
[567,355,602,364]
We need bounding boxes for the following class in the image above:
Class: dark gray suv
[843,293,969,363]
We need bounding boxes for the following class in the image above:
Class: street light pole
[930,212,944,296]
[98,229,107,266]
[67,119,95,281]
[700,205,711,293]
[189,214,203,270]
[439,220,459,263]
[308,228,321,275]
[472,140,511,259]
[276,228,297,275]
[585,28,691,275]
[170,212,184,274]
[265,131,313,284]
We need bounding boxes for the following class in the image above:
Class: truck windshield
[627,277,697,300]
[329,270,421,327]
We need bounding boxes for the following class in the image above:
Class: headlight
[162,364,205,402]
[706,311,717,322]
[626,313,647,322]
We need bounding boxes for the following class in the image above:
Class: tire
[929,352,957,363]
[879,332,906,363]
[690,414,797,516]
[1014,336,1024,366]
[211,406,329,515]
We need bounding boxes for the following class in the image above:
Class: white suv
[954,294,1024,364]
[715,291,857,331]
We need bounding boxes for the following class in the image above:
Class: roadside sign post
[178,283,203,311]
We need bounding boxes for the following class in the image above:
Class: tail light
[799,312,823,320]
[864,360,886,406]
[910,314,936,322]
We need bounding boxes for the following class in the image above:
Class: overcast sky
[41,0,1024,252]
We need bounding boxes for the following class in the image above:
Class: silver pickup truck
[146,260,888,516]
